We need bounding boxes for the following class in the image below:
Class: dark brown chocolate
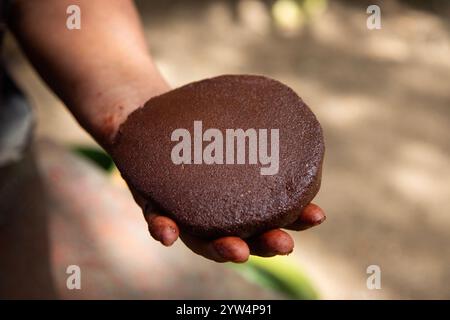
[111,75,324,238]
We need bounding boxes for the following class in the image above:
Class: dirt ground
[4,0,450,299]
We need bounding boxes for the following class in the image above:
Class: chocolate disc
[111,75,324,238]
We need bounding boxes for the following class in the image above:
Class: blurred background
[2,0,449,299]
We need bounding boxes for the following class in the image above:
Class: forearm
[9,0,169,148]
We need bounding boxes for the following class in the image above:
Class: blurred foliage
[272,0,328,33]
[72,145,115,172]
[72,145,319,299]
[232,256,319,299]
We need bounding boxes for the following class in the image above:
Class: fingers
[180,233,250,263]
[213,237,250,263]
[130,186,179,246]
[142,201,325,262]
[247,204,325,258]
[145,213,179,246]
[248,229,294,257]
[285,203,326,231]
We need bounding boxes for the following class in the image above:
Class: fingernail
[313,214,326,226]
[213,239,248,263]
[160,226,177,246]
[266,230,294,255]
[213,241,232,259]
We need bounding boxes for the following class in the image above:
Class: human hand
[130,188,325,263]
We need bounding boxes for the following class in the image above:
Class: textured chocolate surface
[111,75,324,238]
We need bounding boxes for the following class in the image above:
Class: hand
[130,187,325,263]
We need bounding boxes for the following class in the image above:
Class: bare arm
[9,0,169,148]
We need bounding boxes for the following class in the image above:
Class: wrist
[69,61,170,150]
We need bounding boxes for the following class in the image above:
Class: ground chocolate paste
[111,75,324,238]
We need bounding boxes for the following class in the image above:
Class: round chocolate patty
[111,75,324,238]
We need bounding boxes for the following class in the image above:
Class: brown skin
[9,0,326,263]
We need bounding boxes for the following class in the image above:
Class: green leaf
[231,255,319,300]
[71,145,115,172]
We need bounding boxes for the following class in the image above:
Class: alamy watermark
[366,5,381,30]
[66,265,81,290]
[66,5,81,30]
[366,264,382,290]
[171,121,279,175]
